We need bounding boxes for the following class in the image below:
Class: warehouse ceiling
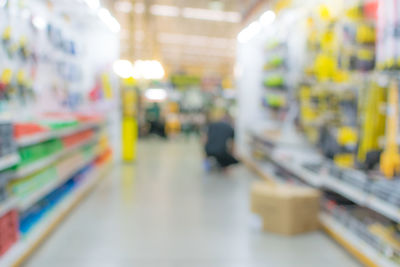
[110,0,247,77]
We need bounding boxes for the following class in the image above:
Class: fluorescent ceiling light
[181,7,240,23]
[85,0,100,9]
[113,60,134,78]
[158,33,234,48]
[161,47,233,58]
[150,5,180,17]
[145,88,167,102]
[259,10,275,27]
[32,16,47,30]
[132,60,165,80]
[98,8,121,33]
[237,21,261,43]
[114,1,133,13]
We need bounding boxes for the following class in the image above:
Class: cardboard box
[251,182,321,235]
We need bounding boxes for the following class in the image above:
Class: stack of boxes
[251,182,321,235]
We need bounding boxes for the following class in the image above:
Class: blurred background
[1,0,400,267]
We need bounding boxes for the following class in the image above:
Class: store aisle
[24,139,360,267]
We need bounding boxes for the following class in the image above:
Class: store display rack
[251,132,400,223]
[0,117,113,266]
[0,154,20,173]
[245,156,397,267]
[17,144,104,212]
[0,198,17,218]
[320,213,398,267]
[0,161,111,267]
[16,122,101,147]
[13,135,100,180]
[246,132,400,267]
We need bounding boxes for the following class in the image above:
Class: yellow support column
[121,79,138,162]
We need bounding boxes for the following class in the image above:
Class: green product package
[264,75,285,88]
[265,57,284,69]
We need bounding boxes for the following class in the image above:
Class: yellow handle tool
[380,80,400,178]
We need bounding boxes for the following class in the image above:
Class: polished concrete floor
[24,139,360,267]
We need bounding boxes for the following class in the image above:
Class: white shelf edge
[17,146,104,211]
[0,198,17,218]
[366,196,400,223]
[320,213,398,267]
[0,161,111,267]
[0,154,20,172]
[16,122,101,147]
[323,176,367,205]
[259,145,400,223]
[272,156,322,187]
[14,135,100,180]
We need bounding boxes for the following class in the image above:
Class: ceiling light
[145,88,167,102]
[132,60,165,80]
[98,8,120,33]
[237,21,261,43]
[150,5,180,17]
[182,7,222,21]
[85,0,100,9]
[114,1,133,13]
[32,16,47,30]
[158,33,234,48]
[181,7,241,23]
[113,60,134,78]
[259,10,275,27]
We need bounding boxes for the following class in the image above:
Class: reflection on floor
[24,138,361,267]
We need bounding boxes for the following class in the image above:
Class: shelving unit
[0,154,20,172]
[245,156,400,267]
[16,122,100,147]
[13,135,100,180]
[320,213,398,267]
[0,161,111,267]
[17,145,104,212]
[251,133,400,223]
[0,198,17,218]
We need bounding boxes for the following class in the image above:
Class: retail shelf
[270,154,323,187]
[17,146,104,211]
[320,213,398,267]
[0,154,19,172]
[365,196,400,224]
[241,157,277,184]
[14,136,99,180]
[16,122,100,147]
[246,147,400,223]
[0,198,17,218]
[323,176,367,205]
[0,161,111,267]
